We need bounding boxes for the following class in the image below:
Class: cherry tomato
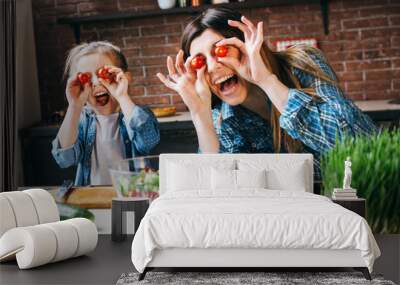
[190,56,206,70]
[214,45,228,57]
[97,67,112,81]
[77,72,91,85]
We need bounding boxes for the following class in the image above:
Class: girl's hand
[156,50,212,116]
[98,65,129,102]
[216,16,273,86]
[66,75,91,109]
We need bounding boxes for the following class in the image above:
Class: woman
[157,7,376,178]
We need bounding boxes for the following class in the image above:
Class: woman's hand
[157,50,212,116]
[66,75,91,109]
[216,16,273,86]
[98,65,130,102]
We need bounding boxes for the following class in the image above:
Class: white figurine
[343,156,352,190]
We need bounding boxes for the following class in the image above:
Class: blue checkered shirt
[212,53,377,179]
[52,105,160,186]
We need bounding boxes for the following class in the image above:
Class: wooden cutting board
[65,186,117,209]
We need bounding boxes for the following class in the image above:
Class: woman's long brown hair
[181,7,339,153]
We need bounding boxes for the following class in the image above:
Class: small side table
[332,198,366,218]
[111,197,149,242]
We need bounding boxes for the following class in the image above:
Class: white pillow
[238,159,308,191]
[167,160,235,191]
[211,168,236,190]
[236,169,267,189]
[211,168,267,191]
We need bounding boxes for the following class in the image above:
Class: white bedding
[131,190,380,273]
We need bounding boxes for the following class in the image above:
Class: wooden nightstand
[332,198,366,218]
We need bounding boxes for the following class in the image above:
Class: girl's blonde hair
[182,7,340,153]
[64,41,128,79]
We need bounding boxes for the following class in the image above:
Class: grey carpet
[117,271,396,285]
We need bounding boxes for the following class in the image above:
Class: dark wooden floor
[0,235,134,285]
[1,234,397,284]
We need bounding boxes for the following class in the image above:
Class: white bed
[131,154,380,280]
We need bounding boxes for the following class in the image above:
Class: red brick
[346,82,365,92]
[132,95,171,105]
[141,24,181,36]
[325,50,363,62]
[78,0,118,13]
[167,35,181,44]
[324,30,360,41]
[365,89,396,100]
[361,28,399,39]
[374,48,400,58]
[393,79,400,90]
[174,103,189,112]
[146,84,173,96]
[145,66,168,77]
[123,17,164,28]
[32,0,400,118]
[165,14,192,24]
[125,36,166,48]
[359,7,387,18]
[99,28,139,39]
[171,94,183,104]
[346,60,391,71]
[127,85,145,96]
[346,92,365,101]
[141,45,179,56]
[342,18,389,30]
[118,0,156,10]
[123,48,141,57]
[365,70,393,81]
[330,62,345,73]
[129,67,144,77]
[129,56,166,67]
[342,0,387,9]
[132,75,163,86]
[393,59,400,68]
[392,37,400,47]
[390,16,400,26]
[338,72,363,82]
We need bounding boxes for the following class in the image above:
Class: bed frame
[138,154,372,281]
[139,249,371,280]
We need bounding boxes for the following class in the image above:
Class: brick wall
[32,0,400,120]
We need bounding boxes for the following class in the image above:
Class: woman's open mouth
[94,91,110,106]
[215,74,239,96]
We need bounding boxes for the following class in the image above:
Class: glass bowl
[109,156,159,201]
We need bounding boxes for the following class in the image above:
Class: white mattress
[131,190,380,273]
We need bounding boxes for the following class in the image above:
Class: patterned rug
[117,271,395,285]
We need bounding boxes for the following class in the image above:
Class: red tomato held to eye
[77,72,91,85]
[190,56,206,70]
[215,45,228,57]
[97,67,112,81]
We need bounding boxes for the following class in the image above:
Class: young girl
[157,8,376,179]
[52,41,160,186]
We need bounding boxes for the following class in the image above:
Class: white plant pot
[158,0,176,9]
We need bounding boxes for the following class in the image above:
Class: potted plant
[321,129,399,234]
[321,129,400,281]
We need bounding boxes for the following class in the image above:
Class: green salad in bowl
[109,156,159,201]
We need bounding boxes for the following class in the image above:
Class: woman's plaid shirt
[212,52,377,179]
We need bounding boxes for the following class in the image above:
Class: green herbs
[321,129,400,234]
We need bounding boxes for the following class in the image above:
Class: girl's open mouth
[216,74,239,96]
[94,91,110,106]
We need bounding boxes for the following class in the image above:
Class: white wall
[15,0,41,187]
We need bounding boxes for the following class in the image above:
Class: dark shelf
[57,0,329,43]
